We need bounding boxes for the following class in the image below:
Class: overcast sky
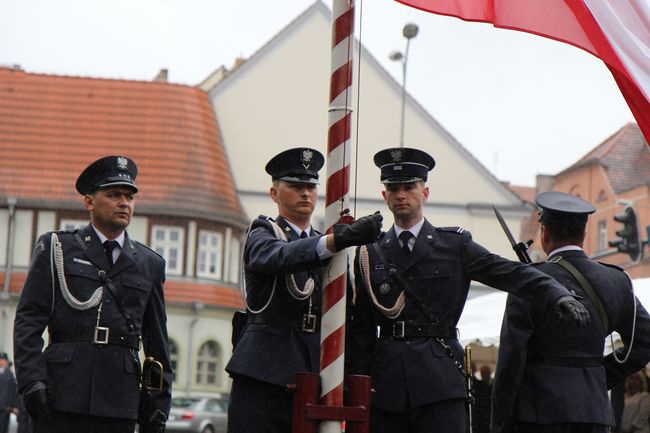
[0,0,636,186]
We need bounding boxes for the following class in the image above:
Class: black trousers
[0,412,9,433]
[515,422,609,433]
[228,374,293,433]
[371,398,466,433]
[32,410,136,433]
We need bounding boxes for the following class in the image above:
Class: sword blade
[492,205,518,248]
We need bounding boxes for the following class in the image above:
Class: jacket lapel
[80,225,110,270]
[109,232,137,276]
[275,216,298,241]
[409,220,436,266]
[381,226,410,269]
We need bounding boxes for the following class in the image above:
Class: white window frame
[598,219,608,251]
[228,237,241,284]
[151,225,184,276]
[196,341,220,385]
[197,230,223,279]
[59,219,89,231]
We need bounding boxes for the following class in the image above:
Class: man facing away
[349,148,589,433]
[14,156,172,433]
[226,147,382,433]
[492,191,650,433]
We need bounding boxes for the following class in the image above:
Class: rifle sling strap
[549,255,609,331]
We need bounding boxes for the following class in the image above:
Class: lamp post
[390,23,419,148]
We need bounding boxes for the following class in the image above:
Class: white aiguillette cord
[51,232,103,311]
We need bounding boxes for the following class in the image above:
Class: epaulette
[250,215,276,233]
[436,226,466,234]
[598,261,625,272]
[52,228,79,235]
[133,239,165,259]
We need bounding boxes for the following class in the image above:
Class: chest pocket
[418,262,450,280]
[122,273,151,309]
[64,261,101,282]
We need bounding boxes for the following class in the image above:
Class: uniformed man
[0,353,17,433]
[13,156,172,433]
[492,191,650,433]
[348,148,589,433]
[226,147,382,433]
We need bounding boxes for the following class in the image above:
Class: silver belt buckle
[94,327,110,345]
[393,321,405,339]
[302,314,317,333]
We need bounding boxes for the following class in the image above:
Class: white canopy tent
[458,278,650,347]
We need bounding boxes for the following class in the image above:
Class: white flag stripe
[585,0,650,100]
[320,355,346,396]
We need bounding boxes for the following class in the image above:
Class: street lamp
[390,23,419,148]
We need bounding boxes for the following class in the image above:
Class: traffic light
[608,205,642,262]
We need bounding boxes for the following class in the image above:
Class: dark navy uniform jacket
[349,220,575,412]
[13,224,172,421]
[492,249,650,432]
[226,216,328,387]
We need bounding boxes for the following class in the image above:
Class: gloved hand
[333,212,383,251]
[554,295,590,327]
[23,381,50,421]
[140,409,167,433]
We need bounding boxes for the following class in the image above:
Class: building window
[196,341,220,385]
[596,190,608,203]
[197,230,223,279]
[59,219,88,231]
[169,339,178,383]
[228,237,241,284]
[151,225,184,276]
[598,219,608,251]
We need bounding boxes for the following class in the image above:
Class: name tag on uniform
[73,257,94,266]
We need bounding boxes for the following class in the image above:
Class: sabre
[492,205,533,264]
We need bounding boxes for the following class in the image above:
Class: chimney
[153,68,168,82]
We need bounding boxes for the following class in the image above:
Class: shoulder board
[598,261,625,272]
[133,240,164,259]
[530,262,544,267]
[436,226,466,234]
[52,228,79,235]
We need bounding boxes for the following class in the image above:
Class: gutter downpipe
[185,301,203,394]
[1,197,18,352]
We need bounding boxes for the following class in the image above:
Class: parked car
[166,395,228,433]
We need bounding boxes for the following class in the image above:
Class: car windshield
[171,397,202,409]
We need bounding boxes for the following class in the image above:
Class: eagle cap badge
[116,156,128,170]
[302,149,313,169]
[390,149,403,163]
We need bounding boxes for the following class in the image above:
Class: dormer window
[151,225,184,276]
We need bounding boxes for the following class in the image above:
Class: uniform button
[408,276,414,281]
[434,270,439,275]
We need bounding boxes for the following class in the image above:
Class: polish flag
[396,0,650,143]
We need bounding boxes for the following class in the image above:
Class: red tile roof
[506,184,536,204]
[559,123,650,194]
[0,67,246,223]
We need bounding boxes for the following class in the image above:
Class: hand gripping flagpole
[321,1,355,432]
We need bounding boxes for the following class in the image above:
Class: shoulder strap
[549,256,609,331]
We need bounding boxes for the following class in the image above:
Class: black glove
[22,381,50,421]
[333,212,383,251]
[140,409,166,433]
[554,295,590,327]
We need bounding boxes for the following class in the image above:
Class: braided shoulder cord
[50,232,103,311]
[359,245,404,319]
[243,219,315,314]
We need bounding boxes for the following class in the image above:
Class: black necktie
[103,240,119,268]
[300,231,309,239]
[399,231,413,256]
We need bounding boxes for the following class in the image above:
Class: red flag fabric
[396,0,650,144]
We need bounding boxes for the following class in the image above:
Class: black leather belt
[248,313,320,334]
[50,327,141,350]
[379,321,458,339]
[528,353,602,368]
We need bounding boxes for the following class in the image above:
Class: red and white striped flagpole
[321,1,355,432]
